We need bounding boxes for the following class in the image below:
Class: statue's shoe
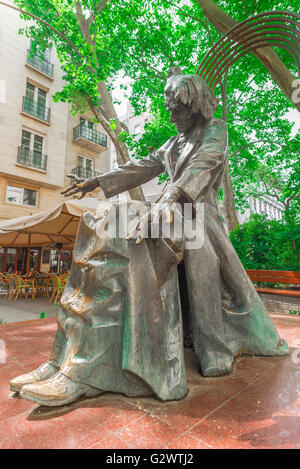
[20,372,102,406]
[201,355,233,377]
[10,362,58,393]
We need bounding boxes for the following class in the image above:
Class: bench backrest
[246,270,300,285]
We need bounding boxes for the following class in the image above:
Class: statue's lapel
[164,135,179,178]
[173,127,203,180]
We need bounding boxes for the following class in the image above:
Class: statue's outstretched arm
[61,152,165,199]
[98,153,165,199]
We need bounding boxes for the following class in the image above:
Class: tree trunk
[74,2,145,201]
[222,162,239,232]
[196,0,300,112]
[95,82,145,201]
[220,74,239,232]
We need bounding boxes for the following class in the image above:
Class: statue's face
[167,101,198,133]
[164,86,198,133]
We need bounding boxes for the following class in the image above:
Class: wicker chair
[10,274,35,300]
[0,273,9,298]
[49,274,65,304]
[4,274,16,300]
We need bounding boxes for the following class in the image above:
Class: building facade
[0,5,111,272]
[238,195,284,223]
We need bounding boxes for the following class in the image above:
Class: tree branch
[195,0,300,111]
[227,75,256,111]
[87,97,145,201]
[74,1,94,45]
[0,1,94,70]
[96,0,110,13]
[164,0,215,46]
[228,139,284,157]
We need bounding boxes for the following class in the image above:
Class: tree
[1,0,298,231]
[0,0,145,200]
[195,0,300,112]
[103,0,299,230]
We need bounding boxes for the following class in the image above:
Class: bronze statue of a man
[11,69,289,406]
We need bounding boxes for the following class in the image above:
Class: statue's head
[164,67,219,133]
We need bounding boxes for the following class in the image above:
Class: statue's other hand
[61,174,99,199]
[127,213,149,245]
[126,202,174,245]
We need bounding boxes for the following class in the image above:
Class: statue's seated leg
[184,236,234,377]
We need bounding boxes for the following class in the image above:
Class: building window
[23,82,50,122]
[25,82,47,105]
[80,117,94,130]
[78,155,93,171]
[42,249,50,264]
[6,248,17,273]
[0,248,4,272]
[18,130,47,170]
[6,185,38,207]
[22,129,43,157]
[77,155,94,178]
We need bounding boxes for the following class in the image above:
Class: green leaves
[230,214,300,271]
[12,0,300,219]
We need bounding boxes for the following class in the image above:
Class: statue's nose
[170,112,177,122]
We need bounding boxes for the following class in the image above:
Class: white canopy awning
[0,197,101,248]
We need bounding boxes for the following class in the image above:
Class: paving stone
[0,315,299,449]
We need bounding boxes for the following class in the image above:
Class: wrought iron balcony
[18,146,47,171]
[71,166,100,179]
[22,96,51,123]
[73,124,107,152]
[26,50,54,78]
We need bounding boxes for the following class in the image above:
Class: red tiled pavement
[0,315,299,449]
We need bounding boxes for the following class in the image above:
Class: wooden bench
[246,270,300,297]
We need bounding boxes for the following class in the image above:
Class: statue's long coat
[51,117,288,401]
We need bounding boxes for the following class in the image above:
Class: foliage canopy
[13,0,300,218]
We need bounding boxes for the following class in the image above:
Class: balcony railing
[71,166,100,179]
[18,146,47,171]
[26,50,54,78]
[73,124,107,148]
[22,96,51,123]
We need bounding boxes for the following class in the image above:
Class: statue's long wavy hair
[165,67,219,120]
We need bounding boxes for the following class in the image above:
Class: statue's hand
[127,201,174,245]
[61,174,100,199]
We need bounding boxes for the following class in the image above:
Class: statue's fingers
[151,205,161,226]
[163,205,174,224]
[126,228,137,240]
[127,220,142,240]
[66,173,78,181]
[127,233,137,241]
[61,188,73,196]
[61,183,77,195]
[135,235,144,245]
[66,187,82,197]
